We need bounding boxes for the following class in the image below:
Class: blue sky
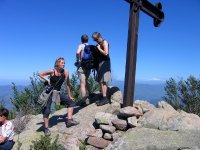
[0,0,200,85]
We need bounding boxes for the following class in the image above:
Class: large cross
[123,0,164,107]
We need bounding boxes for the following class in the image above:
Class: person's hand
[97,44,101,50]
[0,136,5,143]
[69,95,75,101]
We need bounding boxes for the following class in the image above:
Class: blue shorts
[0,140,15,150]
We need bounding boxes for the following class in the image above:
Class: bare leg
[100,82,107,97]
[66,107,79,127]
[43,115,51,136]
[80,78,86,98]
[43,117,49,128]
[67,107,73,120]
[96,82,109,106]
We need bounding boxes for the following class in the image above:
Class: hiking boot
[95,95,103,105]
[44,128,51,136]
[77,98,87,107]
[95,100,101,105]
[66,119,80,128]
[96,97,110,106]
[77,101,87,107]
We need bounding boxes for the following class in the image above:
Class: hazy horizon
[1,0,200,84]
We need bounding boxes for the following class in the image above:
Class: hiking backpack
[81,44,98,70]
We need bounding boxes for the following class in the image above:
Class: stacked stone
[85,105,147,149]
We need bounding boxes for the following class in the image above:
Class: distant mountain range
[0,85,24,109]
[110,80,165,105]
[0,81,166,109]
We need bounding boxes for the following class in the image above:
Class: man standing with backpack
[92,32,112,106]
[76,34,91,106]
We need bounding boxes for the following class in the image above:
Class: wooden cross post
[123,0,164,107]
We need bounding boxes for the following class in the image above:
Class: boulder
[87,137,111,149]
[133,100,155,113]
[106,128,200,150]
[95,112,116,125]
[119,106,143,118]
[111,118,128,131]
[99,125,116,134]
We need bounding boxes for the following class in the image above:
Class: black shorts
[42,94,76,117]
[60,94,76,107]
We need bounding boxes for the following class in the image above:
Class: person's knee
[68,101,76,107]
[43,113,50,118]
[0,141,15,150]
[42,108,50,118]
[100,82,107,86]
[80,78,86,85]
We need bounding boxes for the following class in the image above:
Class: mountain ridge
[0,81,165,109]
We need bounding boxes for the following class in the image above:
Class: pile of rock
[85,100,200,149]
[85,105,144,149]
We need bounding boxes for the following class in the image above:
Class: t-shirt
[0,121,15,141]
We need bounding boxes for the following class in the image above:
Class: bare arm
[0,136,6,143]
[97,40,109,56]
[64,70,74,100]
[38,69,54,85]
[76,44,83,62]
[0,121,14,143]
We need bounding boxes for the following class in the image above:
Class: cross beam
[123,0,164,107]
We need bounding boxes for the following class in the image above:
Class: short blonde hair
[54,57,65,69]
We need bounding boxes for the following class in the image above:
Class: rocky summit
[12,87,200,150]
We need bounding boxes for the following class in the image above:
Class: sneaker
[66,119,80,128]
[96,97,110,106]
[44,128,51,136]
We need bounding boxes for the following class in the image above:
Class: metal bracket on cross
[124,0,164,27]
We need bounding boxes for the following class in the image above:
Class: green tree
[0,99,5,109]
[61,72,100,102]
[69,72,80,100]
[87,75,100,93]
[163,76,200,116]
[30,135,65,150]
[11,73,44,114]
[163,78,182,110]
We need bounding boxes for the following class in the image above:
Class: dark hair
[0,108,9,118]
[81,34,88,43]
[92,32,102,39]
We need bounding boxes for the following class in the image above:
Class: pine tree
[163,76,200,116]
